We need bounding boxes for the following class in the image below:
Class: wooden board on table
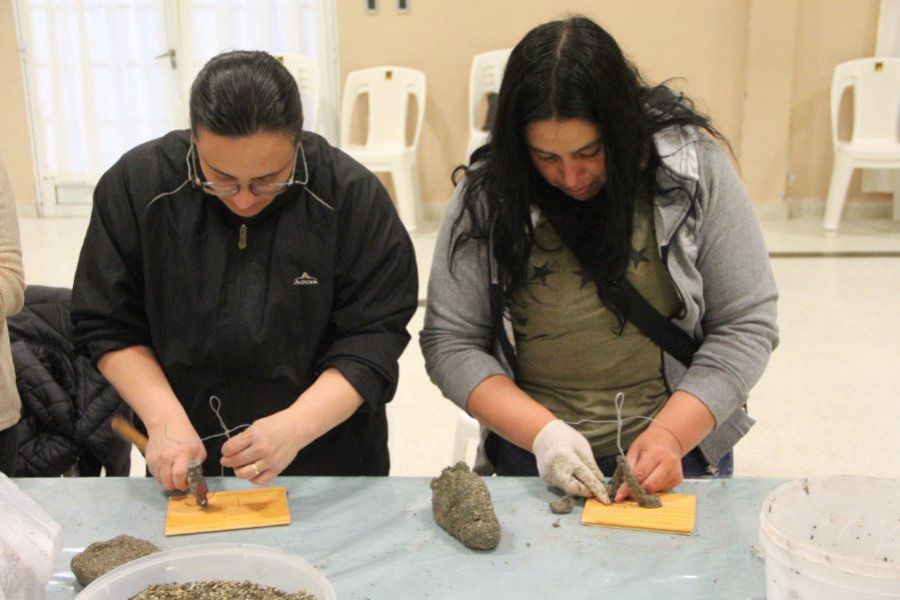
[581,493,696,535]
[164,486,291,536]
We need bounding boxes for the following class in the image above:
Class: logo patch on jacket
[293,272,319,286]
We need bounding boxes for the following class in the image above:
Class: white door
[14,0,338,216]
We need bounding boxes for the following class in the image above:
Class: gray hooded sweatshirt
[420,126,779,471]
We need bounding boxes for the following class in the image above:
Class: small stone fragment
[552,519,560,528]
[71,534,160,586]
[549,496,575,514]
[431,462,502,551]
[637,492,663,508]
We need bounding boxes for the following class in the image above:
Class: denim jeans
[487,432,734,478]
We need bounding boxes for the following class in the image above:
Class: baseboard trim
[15,202,39,218]
[786,197,895,220]
[421,199,449,223]
[755,202,790,221]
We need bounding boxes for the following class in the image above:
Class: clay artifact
[605,455,662,509]
[431,462,502,551]
[549,495,575,514]
[71,534,161,586]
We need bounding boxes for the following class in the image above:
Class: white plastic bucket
[759,476,900,599]
[76,543,336,599]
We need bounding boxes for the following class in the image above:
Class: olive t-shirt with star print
[511,200,682,457]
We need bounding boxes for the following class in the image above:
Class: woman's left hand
[615,424,684,502]
[220,410,306,486]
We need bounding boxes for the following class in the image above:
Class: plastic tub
[759,476,900,599]
[76,543,336,599]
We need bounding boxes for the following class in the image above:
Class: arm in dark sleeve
[70,159,150,365]
[316,175,418,407]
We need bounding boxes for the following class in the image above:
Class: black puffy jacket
[70,130,418,476]
[8,286,130,476]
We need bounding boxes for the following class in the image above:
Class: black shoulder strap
[604,278,699,368]
[537,206,700,368]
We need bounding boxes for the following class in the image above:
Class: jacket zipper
[238,224,247,250]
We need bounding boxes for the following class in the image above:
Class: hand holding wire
[220,408,306,486]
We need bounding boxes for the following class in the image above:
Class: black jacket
[71,130,418,476]
[9,286,131,476]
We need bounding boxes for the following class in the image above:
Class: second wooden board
[581,493,697,535]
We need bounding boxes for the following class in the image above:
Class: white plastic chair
[276,53,320,132]
[340,66,425,231]
[465,49,512,163]
[824,58,900,231]
[452,411,481,468]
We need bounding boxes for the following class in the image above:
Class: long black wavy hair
[451,16,729,316]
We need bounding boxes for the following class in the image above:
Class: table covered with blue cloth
[16,476,778,599]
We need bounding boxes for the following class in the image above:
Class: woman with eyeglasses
[420,16,778,502]
[72,50,417,491]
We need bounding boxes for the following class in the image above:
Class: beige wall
[0,1,36,205]
[0,1,886,211]
[338,0,887,210]
[337,0,750,206]
[788,0,884,204]
[740,0,799,209]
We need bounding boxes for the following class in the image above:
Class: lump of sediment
[131,580,316,599]
[549,495,575,514]
[431,462,501,551]
[607,455,662,509]
[71,534,160,586]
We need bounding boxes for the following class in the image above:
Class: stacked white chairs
[276,53,320,132]
[824,58,900,231]
[465,48,512,163]
[340,66,425,231]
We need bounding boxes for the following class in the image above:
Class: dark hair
[189,50,303,143]
[451,16,729,317]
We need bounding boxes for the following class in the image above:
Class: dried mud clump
[71,534,160,586]
[549,496,575,514]
[606,455,662,509]
[431,462,502,551]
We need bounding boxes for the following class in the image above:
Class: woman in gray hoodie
[420,16,778,503]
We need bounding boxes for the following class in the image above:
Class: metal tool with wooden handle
[110,415,209,508]
[111,414,148,453]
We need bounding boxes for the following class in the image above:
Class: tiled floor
[16,213,900,480]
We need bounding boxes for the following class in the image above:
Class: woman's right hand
[145,418,206,491]
[532,419,610,503]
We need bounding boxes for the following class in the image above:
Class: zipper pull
[238,224,247,250]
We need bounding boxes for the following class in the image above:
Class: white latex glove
[532,420,611,503]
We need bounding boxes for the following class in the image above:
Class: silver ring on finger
[251,462,261,478]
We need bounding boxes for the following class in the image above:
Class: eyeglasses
[190,142,301,197]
